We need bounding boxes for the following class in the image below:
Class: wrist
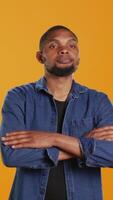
[52,133,61,147]
[52,133,83,159]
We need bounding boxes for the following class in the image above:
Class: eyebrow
[47,38,77,43]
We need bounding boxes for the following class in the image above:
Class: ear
[36,51,45,64]
[76,45,80,65]
[76,57,80,66]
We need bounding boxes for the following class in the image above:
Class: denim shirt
[1,76,113,200]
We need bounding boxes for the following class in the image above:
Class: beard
[45,64,77,77]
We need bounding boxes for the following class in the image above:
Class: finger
[4,138,32,146]
[86,132,113,139]
[93,131,113,138]
[96,137,113,141]
[12,142,35,149]
[6,131,32,136]
[106,138,113,141]
[89,133,113,140]
[92,126,113,132]
[100,137,113,141]
[87,130,113,138]
[1,134,32,141]
[89,128,113,136]
[98,134,113,139]
[86,134,113,141]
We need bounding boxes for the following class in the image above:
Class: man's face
[37,29,80,76]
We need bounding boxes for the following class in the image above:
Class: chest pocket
[71,117,95,137]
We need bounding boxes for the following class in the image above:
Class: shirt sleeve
[0,89,59,169]
[77,93,113,168]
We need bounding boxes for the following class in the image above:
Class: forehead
[46,29,76,42]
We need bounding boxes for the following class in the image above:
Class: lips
[56,56,73,64]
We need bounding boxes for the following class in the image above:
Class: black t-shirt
[44,99,68,200]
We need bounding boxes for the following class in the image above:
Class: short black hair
[39,25,78,50]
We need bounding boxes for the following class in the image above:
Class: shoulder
[77,82,108,98]
[75,81,111,105]
[4,82,37,103]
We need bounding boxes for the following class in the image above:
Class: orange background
[0,1,113,199]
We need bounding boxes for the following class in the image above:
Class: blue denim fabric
[1,76,113,200]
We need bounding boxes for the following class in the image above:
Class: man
[1,25,113,200]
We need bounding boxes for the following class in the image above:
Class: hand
[1,131,56,149]
[1,131,83,159]
[85,126,113,141]
[58,151,75,161]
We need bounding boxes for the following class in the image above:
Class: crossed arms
[1,90,113,169]
[1,126,113,169]
[1,126,113,162]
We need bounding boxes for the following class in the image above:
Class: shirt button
[51,118,55,123]
[40,188,45,194]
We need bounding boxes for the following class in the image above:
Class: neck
[44,72,73,101]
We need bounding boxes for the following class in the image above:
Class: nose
[58,47,69,55]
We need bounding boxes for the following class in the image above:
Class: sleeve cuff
[46,147,59,166]
[76,137,95,168]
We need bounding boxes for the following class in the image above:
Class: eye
[69,44,76,49]
[49,43,57,49]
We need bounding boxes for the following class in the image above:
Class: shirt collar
[35,76,88,99]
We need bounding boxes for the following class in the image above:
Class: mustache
[56,55,73,63]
